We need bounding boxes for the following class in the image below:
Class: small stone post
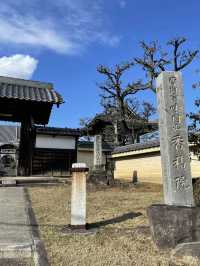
[132,170,138,184]
[71,163,88,229]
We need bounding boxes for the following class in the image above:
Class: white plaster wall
[77,150,94,169]
[36,134,76,149]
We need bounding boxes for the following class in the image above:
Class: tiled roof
[36,126,80,136]
[0,76,63,104]
[78,141,113,151]
[112,140,160,154]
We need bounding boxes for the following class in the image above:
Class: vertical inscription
[168,76,189,192]
[94,135,102,168]
[156,72,194,206]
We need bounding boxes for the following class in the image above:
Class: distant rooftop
[112,140,160,154]
[36,126,80,137]
[0,125,81,146]
[78,140,113,151]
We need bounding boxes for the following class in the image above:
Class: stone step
[0,176,66,186]
[0,243,33,259]
[0,257,34,266]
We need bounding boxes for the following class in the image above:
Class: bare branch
[98,85,116,97]
[136,37,198,91]
[122,81,152,98]
[97,61,146,145]
[177,50,199,71]
[167,37,199,71]
[97,65,117,85]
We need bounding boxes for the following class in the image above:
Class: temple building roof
[84,112,158,135]
[0,76,63,104]
[36,126,80,137]
[0,76,64,124]
[78,140,113,151]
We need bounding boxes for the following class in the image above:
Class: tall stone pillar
[147,72,199,250]
[114,122,119,146]
[93,135,103,170]
[88,135,107,184]
[156,71,194,207]
[71,163,88,229]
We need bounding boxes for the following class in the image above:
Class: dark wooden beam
[18,116,36,176]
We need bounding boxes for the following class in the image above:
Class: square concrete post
[71,163,89,229]
[156,71,194,207]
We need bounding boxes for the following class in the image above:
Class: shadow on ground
[87,212,142,229]
[0,212,142,230]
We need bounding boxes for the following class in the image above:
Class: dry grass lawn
[28,182,199,266]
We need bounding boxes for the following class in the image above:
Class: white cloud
[97,33,121,47]
[0,54,38,79]
[0,17,74,55]
[0,1,120,55]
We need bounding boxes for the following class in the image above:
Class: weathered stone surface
[132,170,138,184]
[89,135,112,184]
[0,188,33,248]
[147,204,200,249]
[0,244,32,259]
[0,257,34,265]
[156,72,194,206]
[71,163,87,227]
[172,242,200,262]
[88,169,108,185]
[193,178,200,206]
[0,187,48,265]
[93,135,103,170]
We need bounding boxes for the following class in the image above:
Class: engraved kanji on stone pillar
[156,71,194,207]
[94,135,103,170]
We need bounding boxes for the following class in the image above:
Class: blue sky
[0,0,200,128]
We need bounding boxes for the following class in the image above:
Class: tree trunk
[117,98,132,145]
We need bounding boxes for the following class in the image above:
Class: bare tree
[97,62,150,144]
[140,101,156,121]
[96,37,197,145]
[79,117,93,141]
[135,37,199,92]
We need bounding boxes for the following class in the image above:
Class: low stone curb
[32,239,49,266]
[0,187,49,266]
[24,188,50,266]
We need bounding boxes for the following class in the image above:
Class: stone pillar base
[93,165,105,171]
[88,169,108,185]
[147,204,200,249]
